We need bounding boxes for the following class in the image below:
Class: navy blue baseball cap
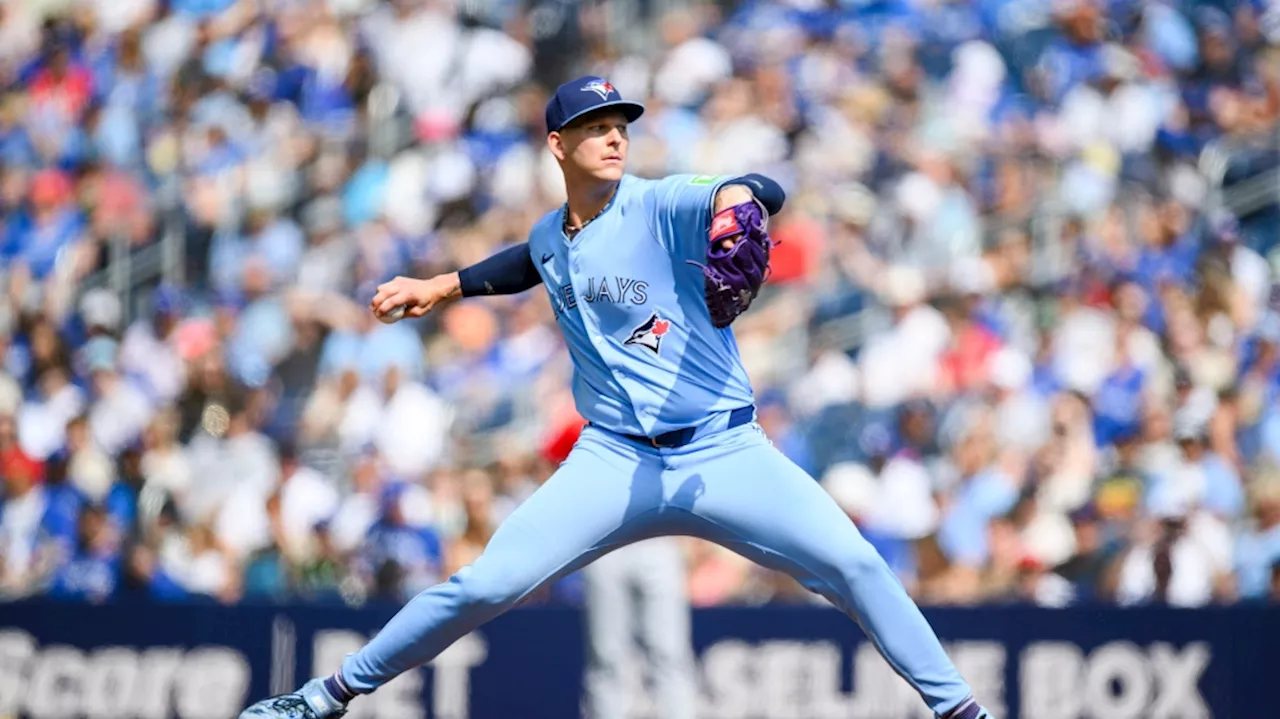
[544,76,645,133]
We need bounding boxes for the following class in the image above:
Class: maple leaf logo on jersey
[624,312,671,355]
[581,79,617,100]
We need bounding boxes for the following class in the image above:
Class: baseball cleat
[239,678,348,718]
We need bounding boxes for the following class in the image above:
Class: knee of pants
[454,564,529,611]
[829,535,893,588]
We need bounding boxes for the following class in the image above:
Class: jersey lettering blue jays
[527,174,755,437]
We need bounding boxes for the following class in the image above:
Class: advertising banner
[0,601,1274,718]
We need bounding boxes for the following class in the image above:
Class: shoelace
[266,696,333,719]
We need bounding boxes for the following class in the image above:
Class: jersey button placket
[565,267,592,343]
[572,261,603,349]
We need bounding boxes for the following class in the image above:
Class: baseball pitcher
[239,76,992,719]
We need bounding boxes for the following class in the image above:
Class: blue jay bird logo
[624,312,671,355]
[581,79,616,100]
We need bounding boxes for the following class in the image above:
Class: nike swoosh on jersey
[541,253,554,264]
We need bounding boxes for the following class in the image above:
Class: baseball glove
[690,199,775,328]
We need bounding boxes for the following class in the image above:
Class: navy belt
[618,405,756,448]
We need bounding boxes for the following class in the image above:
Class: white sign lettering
[0,631,248,719]
[312,630,487,719]
[1021,641,1210,719]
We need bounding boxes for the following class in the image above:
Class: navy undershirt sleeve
[724,173,786,216]
[458,242,544,297]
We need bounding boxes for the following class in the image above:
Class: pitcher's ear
[547,131,567,162]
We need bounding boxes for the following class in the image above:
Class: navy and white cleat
[239,678,348,719]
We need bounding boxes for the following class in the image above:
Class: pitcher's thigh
[465,436,661,607]
[687,437,890,609]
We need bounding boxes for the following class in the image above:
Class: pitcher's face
[550,110,629,182]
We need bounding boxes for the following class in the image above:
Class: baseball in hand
[378,305,406,324]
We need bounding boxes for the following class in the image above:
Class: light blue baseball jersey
[527,173,754,437]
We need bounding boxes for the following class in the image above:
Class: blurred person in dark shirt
[14,315,72,390]
[1187,8,1248,97]
[1053,503,1118,603]
[123,499,192,602]
[266,315,329,441]
[178,348,249,442]
[294,520,350,604]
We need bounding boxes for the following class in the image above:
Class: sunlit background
[0,0,1278,716]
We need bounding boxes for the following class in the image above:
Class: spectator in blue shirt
[47,504,120,603]
[1034,0,1107,106]
[1235,478,1280,600]
[10,169,85,281]
[360,483,443,603]
[1134,199,1201,292]
[38,452,84,556]
[937,411,1021,594]
[319,312,425,387]
[1092,360,1145,448]
[1171,416,1245,520]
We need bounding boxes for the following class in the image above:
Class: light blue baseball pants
[340,422,974,717]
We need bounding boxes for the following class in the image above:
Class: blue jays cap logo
[546,75,644,132]
[581,79,617,100]
[625,312,671,355]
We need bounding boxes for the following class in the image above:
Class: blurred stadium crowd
[1,0,1280,611]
